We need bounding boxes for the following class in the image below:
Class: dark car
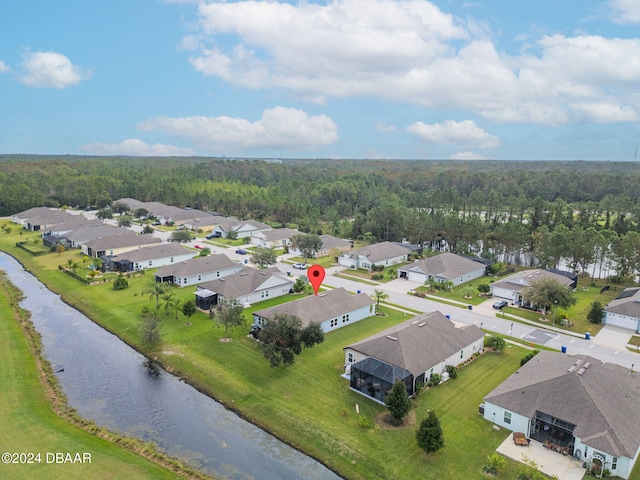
[235,248,247,255]
[493,300,508,309]
[205,232,221,239]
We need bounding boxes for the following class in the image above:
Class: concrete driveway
[594,324,633,350]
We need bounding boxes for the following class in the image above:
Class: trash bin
[445,314,450,319]
[468,304,472,310]
[561,345,567,353]
[287,271,291,276]
[585,332,591,340]
[357,290,361,294]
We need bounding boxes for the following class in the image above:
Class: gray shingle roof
[254,287,374,327]
[258,228,299,242]
[345,241,411,263]
[346,311,484,376]
[484,351,640,458]
[605,288,640,317]
[15,207,74,225]
[155,254,239,277]
[199,266,292,298]
[109,243,194,263]
[65,225,133,243]
[491,269,574,292]
[403,252,485,279]
[84,234,161,251]
[319,234,351,250]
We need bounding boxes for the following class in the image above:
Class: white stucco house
[398,252,487,286]
[154,254,242,287]
[338,241,411,271]
[344,311,484,403]
[252,287,375,332]
[490,269,576,305]
[483,351,640,479]
[194,266,293,310]
[105,243,194,272]
[604,287,640,332]
[250,228,299,249]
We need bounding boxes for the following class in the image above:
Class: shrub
[485,335,506,352]
[416,410,444,453]
[445,364,457,379]
[429,373,442,386]
[371,273,384,280]
[477,283,491,294]
[520,350,539,366]
[357,415,373,429]
[113,274,129,290]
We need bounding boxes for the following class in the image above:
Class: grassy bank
[0,230,586,478]
[0,271,212,480]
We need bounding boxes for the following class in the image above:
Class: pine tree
[416,410,444,453]
[385,380,411,424]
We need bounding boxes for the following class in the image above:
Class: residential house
[252,287,375,332]
[82,233,162,258]
[213,219,272,239]
[250,228,300,249]
[344,312,484,403]
[338,241,411,271]
[154,254,242,287]
[104,243,194,272]
[41,217,103,248]
[194,266,293,310]
[287,234,352,259]
[398,252,487,286]
[604,288,640,332]
[63,225,134,249]
[490,269,576,306]
[483,351,640,479]
[12,207,75,231]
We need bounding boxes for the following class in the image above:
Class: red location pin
[307,264,325,296]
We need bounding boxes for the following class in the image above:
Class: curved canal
[0,252,340,480]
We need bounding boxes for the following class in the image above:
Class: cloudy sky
[1,0,639,160]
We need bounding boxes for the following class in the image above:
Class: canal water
[0,252,340,480]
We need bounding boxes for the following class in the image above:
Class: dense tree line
[3,155,640,278]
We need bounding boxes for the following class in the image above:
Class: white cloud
[609,0,640,23]
[449,151,487,160]
[179,0,640,126]
[0,60,10,73]
[79,139,195,156]
[570,102,636,123]
[374,122,396,133]
[18,51,90,88]
[407,120,500,149]
[137,106,338,152]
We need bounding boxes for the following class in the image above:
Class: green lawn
[0,272,207,480]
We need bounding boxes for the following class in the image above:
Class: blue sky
[1,0,639,160]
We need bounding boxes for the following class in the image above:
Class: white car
[292,263,308,269]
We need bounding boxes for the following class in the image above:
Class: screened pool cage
[349,357,413,403]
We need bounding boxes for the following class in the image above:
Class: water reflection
[0,252,340,480]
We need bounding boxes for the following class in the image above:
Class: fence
[16,241,50,256]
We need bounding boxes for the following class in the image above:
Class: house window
[170,257,174,262]
[612,457,617,470]
[342,314,349,323]
[198,275,201,281]
[330,318,338,327]
[348,352,354,363]
[109,250,114,255]
[149,261,152,266]
[216,271,220,277]
[261,290,269,298]
[503,412,511,424]
[460,350,464,359]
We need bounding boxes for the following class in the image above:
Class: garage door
[605,312,639,331]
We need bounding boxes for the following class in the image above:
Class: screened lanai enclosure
[349,357,413,403]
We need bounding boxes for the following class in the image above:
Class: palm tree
[173,298,183,320]
[144,281,167,310]
[371,288,389,313]
[161,292,176,316]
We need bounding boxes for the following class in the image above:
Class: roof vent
[418,322,427,327]
[386,335,398,341]
[318,293,326,297]
[583,362,591,369]
[568,366,577,372]
[577,368,586,375]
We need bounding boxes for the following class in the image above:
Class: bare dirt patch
[374,410,416,430]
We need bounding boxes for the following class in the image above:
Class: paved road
[305,264,638,370]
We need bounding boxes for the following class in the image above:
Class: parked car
[205,232,221,239]
[493,300,508,309]
[194,244,203,249]
[235,249,247,255]
[293,263,308,269]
